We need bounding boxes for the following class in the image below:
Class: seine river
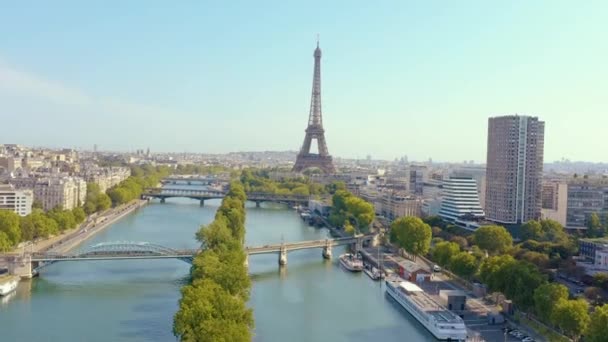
[0,196,433,341]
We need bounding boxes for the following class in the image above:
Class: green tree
[0,210,21,246]
[107,187,132,206]
[502,261,546,310]
[48,209,76,231]
[344,197,374,233]
[472,225,512,255]
[520,220,543,240]
[540,219,568,243]
[533,283,569,323]
[173,279,253,342]
[479,255,516,292]
[191,249,251,300]
[72,207,86,224]
[551,299,590,341]
[390,216,432,259]
[586,212,603,238]
[585,304,608,342]
[0,231,13,252]
[432,241,460,267]
[449,252,478,279]
[96,193,112,211]
[331,190,352,213]
[343,220,355,236]
[520,250,550,270]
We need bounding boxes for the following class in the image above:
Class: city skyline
[1,1,607,162]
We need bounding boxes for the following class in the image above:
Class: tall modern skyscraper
[485,115,545,224]
[293,40,335,173]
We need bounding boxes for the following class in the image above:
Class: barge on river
[385,277,467,341]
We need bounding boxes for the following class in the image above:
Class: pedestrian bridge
[12,235,376,277]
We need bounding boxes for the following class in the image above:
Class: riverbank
[47,199,148,254]
[0,200,148,273]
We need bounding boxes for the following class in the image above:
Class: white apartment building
[0,184,33,216]
[438,177,485,222]
[33,177,87,211]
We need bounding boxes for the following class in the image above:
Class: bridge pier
[278,247,287,266]
[322,244,332,259]
[244,254,249,268]
[8,254,33,279]
[255,201,261,208]
[200,199,205,207]
[160,198,166,204]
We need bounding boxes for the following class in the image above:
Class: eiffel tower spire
[293,39,335,174]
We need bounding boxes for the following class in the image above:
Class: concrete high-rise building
[485,115,545,224]
[0,184,33,216]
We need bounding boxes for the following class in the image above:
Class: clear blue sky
[1,1,606,162]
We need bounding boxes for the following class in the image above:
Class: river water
[0,196,434,342]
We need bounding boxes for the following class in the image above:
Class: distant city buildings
[485,115,545,224]
[0,184,33,216]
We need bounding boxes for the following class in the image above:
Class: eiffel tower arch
[293,40,335,174]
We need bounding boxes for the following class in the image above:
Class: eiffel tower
[292,40,335,173]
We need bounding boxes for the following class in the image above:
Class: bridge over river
[141,188,312,206]
[6,235,376,278]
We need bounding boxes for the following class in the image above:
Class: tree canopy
[431,241,460,267]
[585,304,608,342]
[472,225,512,255]
[533,283,569,322]
[390,216,432,258]
[0,210,21,249]
[449,252,478,279]
[174,181,253,341]
[551,299,590,342]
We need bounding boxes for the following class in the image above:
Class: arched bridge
[141,188,311,205]
[31,242,199,266]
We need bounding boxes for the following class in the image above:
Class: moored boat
[385,277,467,341]
[0,276,19,296]
[339,253,363,272]
[364,266,382,280]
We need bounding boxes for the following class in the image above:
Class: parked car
[433,265,441,272]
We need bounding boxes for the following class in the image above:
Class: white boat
[0,277,19,296]
[385,278,467,341]
[339,253,363,272]
[364,266,382,281]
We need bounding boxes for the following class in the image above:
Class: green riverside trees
[173,181,253,341]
